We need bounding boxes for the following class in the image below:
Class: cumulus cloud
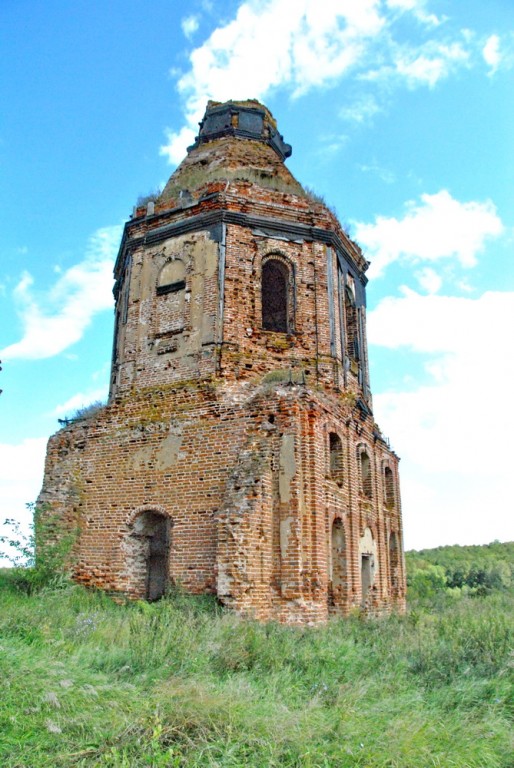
[162,0,380,161]
[414,266,442,294]
[354,190,503,277]
[1,225,122,361]
[160,0,484,163]
[369,290,514,548]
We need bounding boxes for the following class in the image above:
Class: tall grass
[0,574,512,767]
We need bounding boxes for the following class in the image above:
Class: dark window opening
[329,432,344,485]
[345,285,359,361]
[360,450,372,498]
[157,280,186,295]
[330,518,346,606]
[262,259,290,333]
[389,532,399,592]
[384,466,395,508]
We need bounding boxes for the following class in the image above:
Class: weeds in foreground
[0,579,512,768]
[0,503,77,594]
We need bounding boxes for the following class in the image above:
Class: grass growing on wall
[0,573,512,768]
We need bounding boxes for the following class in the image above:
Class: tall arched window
[262,258,292,333]
[329,432,344,486]
[384,466,395,508]
[360,449,372,498]
[389,531,399,592]
[330,518,346,596]
[344,282,359,361]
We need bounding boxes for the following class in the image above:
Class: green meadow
[0,542,512,767]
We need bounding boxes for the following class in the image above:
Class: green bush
[0,503,77,593]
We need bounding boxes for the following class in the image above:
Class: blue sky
[1,0,513,554]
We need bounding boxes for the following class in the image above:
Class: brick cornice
[115,207,368,285]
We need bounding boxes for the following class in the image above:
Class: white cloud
[162,0,386,162]
[160,0,491,163]
[354,190,503,277]
[369,289,514,548]
[415,266,442,294]
[386,0,442,27]
[483,34,501,74]
[393,42,469,88]
[182,15,200,40]
[1,225,122,361]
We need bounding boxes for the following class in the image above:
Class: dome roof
[159,100,305,203]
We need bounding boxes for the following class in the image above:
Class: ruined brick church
[39,100,406,622]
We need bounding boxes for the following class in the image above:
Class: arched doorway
[130,511,171,600]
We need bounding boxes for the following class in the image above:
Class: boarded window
[156,259,186,337]
[157,259,186,294]
[384,466,395,508]
[329,432,344,485]
[360,450,372,498]
[262,258,290,333]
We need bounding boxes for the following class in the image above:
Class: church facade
[38,100,406,622]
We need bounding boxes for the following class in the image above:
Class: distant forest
[406,541,513,599]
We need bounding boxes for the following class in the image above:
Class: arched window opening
[360,450,372,498]
[130,511,171,601]
[262,258,291,333]
[329,432,344,486]
[389,532,399,592]
[345,283,359,361]
[384,466,395,508]
[157,259,186,295]
[330,518,346,599]
[359,526,377,606]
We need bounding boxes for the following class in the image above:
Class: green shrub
[0,502,77,593]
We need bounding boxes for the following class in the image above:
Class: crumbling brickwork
[39,100,406,622]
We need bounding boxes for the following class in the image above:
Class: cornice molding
[115,208,368,285]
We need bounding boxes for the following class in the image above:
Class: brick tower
[39,100,406,622]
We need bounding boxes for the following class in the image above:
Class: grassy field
[0,570,512,768]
